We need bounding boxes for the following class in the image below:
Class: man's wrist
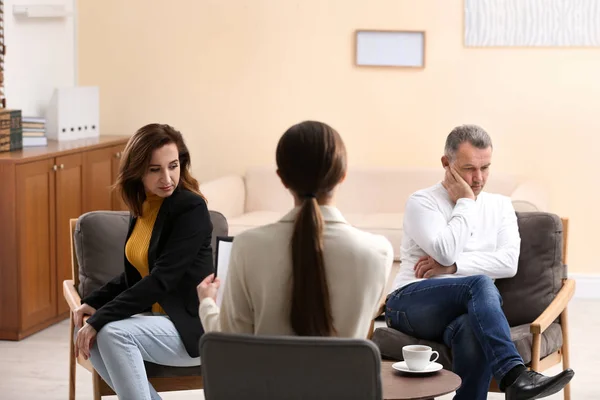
[449,263,458,274]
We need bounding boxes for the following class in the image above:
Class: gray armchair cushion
[372,323,563,367]
[74,210,228,298]
[372,212,567,369]
[371,327,453,370]
[496,212,565,327]
[510,323,563,365]
[209,210,228,260]
[73,209,228,379]
[75,211,130,298]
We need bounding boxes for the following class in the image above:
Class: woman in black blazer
[73,124,213,400]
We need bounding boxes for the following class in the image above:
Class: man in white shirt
[386,125,573,400]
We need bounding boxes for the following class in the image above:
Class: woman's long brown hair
[115,123,204,217]
[275,121,347,336]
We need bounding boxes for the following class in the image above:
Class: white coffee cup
[402,345,439,371]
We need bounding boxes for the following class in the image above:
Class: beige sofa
[199,166,548,260]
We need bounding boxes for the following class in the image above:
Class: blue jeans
[385,275,524,400]
[83,313,200,400]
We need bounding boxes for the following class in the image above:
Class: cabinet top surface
[0,135,131,163]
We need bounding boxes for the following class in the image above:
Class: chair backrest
[495,212,566,327]
[199,332,383,400]
[71,210,228,297]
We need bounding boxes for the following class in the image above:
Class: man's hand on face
[414,255,457,279]
[442,166,475,203]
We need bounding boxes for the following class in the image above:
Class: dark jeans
[385,275,523,400]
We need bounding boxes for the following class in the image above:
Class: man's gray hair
[444,124,493,160]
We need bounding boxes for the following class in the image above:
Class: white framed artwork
[355,30,425,68]
[465,0,600,47]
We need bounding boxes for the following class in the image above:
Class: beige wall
[78,0,599,274]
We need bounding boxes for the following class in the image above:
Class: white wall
[4,0,76,116]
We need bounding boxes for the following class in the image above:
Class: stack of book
[22,116,48,147]
[0,109,22,152]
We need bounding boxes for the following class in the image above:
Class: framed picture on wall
[355,30,426,68]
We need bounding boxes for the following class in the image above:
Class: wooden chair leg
[367,319,375,339]
[92,370,102,400]
[69,315,76,400]
[560,307,571,400]
[530,333,541,372]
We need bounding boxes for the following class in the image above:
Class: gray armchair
[199,332,383,400]
[371,212,575,399]
[63,210,228,400]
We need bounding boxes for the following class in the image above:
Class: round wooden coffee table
[381,361,461,400]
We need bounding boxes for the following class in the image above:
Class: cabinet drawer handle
[115,152,122,159]
[59,164,65,170]
[52,165,58,171]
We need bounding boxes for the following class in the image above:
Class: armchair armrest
[530,279,575,335]
[511,181,550,212]
[199,175,246,220]
[63,279,82,311]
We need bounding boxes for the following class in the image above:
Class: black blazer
[82,188,214,358]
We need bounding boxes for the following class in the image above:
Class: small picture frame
[355,30,426,68]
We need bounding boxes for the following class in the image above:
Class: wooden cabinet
[82,144,127,213]
[55,153,84,316]
[16,158,57,331]
[111,144,128,211]
[0,136,129,340]
[83,146,114,212]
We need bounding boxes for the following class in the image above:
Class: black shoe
[505,368,574,400]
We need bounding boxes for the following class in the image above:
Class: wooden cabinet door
[16,158,57,330]
[55,153,84,316]
[110,144,128,211]
[82,147,113,213]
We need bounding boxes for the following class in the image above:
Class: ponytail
[290,197,335,336]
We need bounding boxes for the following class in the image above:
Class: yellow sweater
[125,193,165,314]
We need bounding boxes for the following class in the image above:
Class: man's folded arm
[404,193,477,266]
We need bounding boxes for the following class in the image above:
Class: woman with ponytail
[197,121,393,338]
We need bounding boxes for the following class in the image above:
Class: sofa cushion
[335,167,521,214]
[336,168,441,214]
[512,200,540,212]
[227,211,286,235]
[344,213,403,230]
[371,323,562,368]
[345,213,403,259]
[227,211,403,259]
[495,212,564,327]
[244,166,293,213]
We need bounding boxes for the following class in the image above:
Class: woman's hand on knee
[73,303,97,330]
[75,323,97,360]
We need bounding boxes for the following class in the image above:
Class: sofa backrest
[74,210,228,298]
[495,212,565,327]
[244,166,521,214]
[244,166,294,213]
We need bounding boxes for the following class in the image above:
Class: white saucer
[392,361,443,374]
